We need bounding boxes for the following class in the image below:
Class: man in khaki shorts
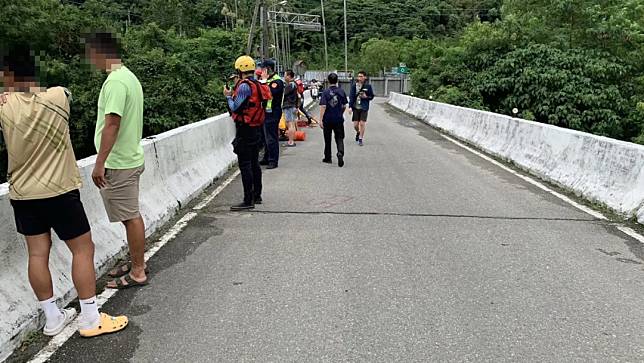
[0,46,128,337]
[84,32,148,289]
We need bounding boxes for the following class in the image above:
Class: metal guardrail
[304,71,409,97]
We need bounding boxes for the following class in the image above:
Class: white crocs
[43,308,77,336]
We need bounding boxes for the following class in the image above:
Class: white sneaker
[43,308,77,336]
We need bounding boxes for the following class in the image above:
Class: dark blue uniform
[261,74,284,167]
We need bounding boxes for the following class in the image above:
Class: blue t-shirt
[319,86,348,124]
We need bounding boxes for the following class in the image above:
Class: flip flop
[108,263,149,278]
[79,313,128,338]
[106,273,149,290]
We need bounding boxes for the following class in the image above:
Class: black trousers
[261,111,281,165]
[235,124,262,204]
[323,122,345,160]
[299,102,312,122]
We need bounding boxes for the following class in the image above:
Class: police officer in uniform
[225,56,265,210]
[259,59,284,169]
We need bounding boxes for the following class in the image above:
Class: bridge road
[45,99,644,362]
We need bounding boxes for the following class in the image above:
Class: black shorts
[10,189,91,240]
[352,109,369,122]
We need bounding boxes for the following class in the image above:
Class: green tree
[359,39,398,75]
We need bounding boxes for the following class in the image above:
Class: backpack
[296,79,305,95]
[232,79,272,127]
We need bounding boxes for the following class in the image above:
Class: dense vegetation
[0,0,643,183]
[289,0,644,143]
[2,0,247,165]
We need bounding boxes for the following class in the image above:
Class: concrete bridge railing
[388,92,644,224]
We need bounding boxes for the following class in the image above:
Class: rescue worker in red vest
[224,56,268,210]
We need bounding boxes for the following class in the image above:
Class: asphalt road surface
[44,99,644,362]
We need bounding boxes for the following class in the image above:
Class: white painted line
[27,322,78,363]
[193,170,240,210]
[615,225,644,245]
[28,171,239,362]
[144,212,198,260]
[437,134,644,247]
[439,134,609,221]
[28,288,120,363]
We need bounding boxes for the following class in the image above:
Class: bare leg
[124,216,146,280]
[288,122,295,144]
[359,121,367,140]
[64,231,96,300]
[26,233,54,301]
[107,216,147,287]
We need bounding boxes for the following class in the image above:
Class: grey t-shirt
[355,83,363,110]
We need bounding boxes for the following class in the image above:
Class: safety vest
[232,79,272,127]
[265,74,284,111]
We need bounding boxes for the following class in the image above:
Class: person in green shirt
[85,32,148,289]
[0,45,128,338]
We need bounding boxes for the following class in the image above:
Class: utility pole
[273,13,282,72]
[281,24,286,70]
[286,25,291,69]
[247,0,261,55]
[320,0,329,72]
[273,14,280,72]
[261,0,269,59]
[235,0,238,24]
[343,0,348,76]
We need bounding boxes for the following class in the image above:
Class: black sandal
[107,263,149,278]
[107,274,149,290]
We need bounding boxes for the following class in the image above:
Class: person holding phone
[348,70,375,146]
[224,56,269,210]
[224,74,240,115]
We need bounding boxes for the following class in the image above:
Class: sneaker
[259,159,269,166]
[266,163,278,169]
[230,202,255,211]
[358,139,364,146]
[43,308,77,336]
[322,158,332,164]
[254,196,263,204]
[286,143,296,147]
[355,133,360,142]
[338,156,344,168]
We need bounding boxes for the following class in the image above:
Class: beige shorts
[99,165,145,223]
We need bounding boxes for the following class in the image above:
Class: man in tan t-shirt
[0,48,127,338]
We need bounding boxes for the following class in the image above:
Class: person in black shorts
[348,70,375,146]
[0,47,128,338]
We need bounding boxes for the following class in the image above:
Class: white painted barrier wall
[0,90,315,361]
[388,92,644,224]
